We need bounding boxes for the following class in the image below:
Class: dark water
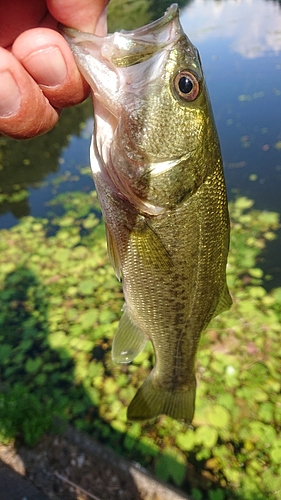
[0,0,280,285]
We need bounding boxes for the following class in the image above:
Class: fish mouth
[61,4,184,133]
[62,4,183,77]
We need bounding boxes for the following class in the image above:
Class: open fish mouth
[61,4,184,109]
[62,4,181,55]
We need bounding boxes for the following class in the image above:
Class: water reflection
[181,0,281,58]
[0,99,92,221]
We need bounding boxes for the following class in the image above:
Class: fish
[63,3,232,423]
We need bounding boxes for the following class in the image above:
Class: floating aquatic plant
[0,193,280,499]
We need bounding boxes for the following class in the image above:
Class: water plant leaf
[155,449,186,487]
[206,406,230,429]
[78,279,97,295]
[195,425,218,448]
[78,310,98,329]
[175,430,196,451]
[25,357,43,373]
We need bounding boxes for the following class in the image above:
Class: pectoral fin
[112,308,148,363]
[130,217,173,272]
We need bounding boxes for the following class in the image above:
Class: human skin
[0,0,108,139]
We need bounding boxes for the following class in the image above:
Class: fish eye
[173,70,200,101]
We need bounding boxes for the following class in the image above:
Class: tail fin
[127,375,196,423]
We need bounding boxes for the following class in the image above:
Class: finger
[12,28,89,109]
[0,0,47,47]
[47,0,109,34]
[0,47,59,139]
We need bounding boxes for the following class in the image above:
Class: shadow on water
[0,266,266,500]
[0,266,144,499]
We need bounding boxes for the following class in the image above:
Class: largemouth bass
[63,4,232,423]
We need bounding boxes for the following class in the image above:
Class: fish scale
[63,3,232,423]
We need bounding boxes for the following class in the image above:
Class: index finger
[47,0,109,34]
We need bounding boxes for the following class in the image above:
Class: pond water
[0,0,280,286]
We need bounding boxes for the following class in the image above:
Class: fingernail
[0,71,21,117]
[23,46,67,87]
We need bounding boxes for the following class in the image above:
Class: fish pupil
[178,76,193,94]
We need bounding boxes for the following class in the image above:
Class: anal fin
[112,307,148,363]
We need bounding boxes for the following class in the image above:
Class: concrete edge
[65,426,193,500]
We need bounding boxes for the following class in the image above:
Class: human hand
[0,0,108,139]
